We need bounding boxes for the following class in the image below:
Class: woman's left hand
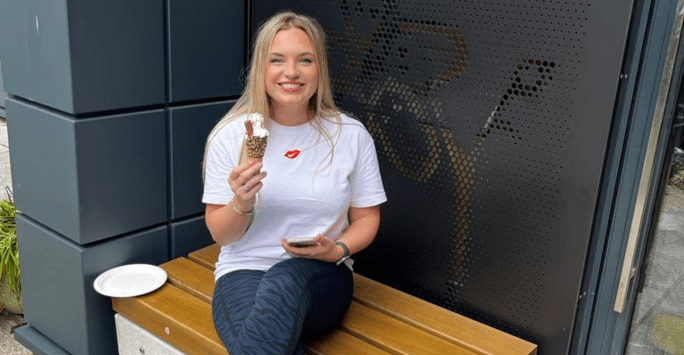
[281,235,344,263]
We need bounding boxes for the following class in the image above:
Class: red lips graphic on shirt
[284,150,301,159]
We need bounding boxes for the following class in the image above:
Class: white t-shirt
[203,112,387,280]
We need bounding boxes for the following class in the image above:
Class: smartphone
[286,237,318,247]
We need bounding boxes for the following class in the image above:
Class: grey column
[0,0,245,353]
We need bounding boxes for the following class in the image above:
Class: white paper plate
[94,264,167,298]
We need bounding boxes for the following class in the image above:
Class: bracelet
[334,241,351,266]
[230,198,253,216]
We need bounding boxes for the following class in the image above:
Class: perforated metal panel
[255,2,633,354]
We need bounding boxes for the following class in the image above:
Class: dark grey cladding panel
[169,100,235,219]
[170,215,214,259]
[255,1,633,353]
[0,1,72,111]
[0,0,165,114]
[17,213,168,355]
[67,0,165,113]
[13,326,71,355]
[167,0,245,102]
[7,98,167,244]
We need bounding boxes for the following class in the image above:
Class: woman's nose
[284,62,299,77]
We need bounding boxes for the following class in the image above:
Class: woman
[202,11,387,355]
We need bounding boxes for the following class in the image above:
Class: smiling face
[265,27,320,123]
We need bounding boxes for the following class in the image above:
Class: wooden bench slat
[184,243,537,355]
[183,248,440,354]
[305,329,393,355]
[161,257,215,304]
[341,302,480,355]
[353,275,537,355]
[166,255,396,354]
[188,243,220,269]
[112,284,227,355]
[122,254,384,355]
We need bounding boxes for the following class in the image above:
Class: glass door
[575,1,684,354]
[625,111,684,355]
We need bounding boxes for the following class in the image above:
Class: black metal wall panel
[255,2,633,354]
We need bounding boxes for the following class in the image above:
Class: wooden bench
[112,244,537,355]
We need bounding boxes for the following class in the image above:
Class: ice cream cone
[246,135,268,160]
[244,113,269,161]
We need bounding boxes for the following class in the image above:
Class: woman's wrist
[230,197,253,215]
[334,241,350,265]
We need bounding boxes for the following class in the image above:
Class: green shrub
[0,193,19,297]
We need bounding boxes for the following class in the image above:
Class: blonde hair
[203,11,340,178]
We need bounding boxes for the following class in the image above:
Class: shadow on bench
[112,244,537,355]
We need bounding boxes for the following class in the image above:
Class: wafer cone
[242,114,269,162]
[245,121,268,160]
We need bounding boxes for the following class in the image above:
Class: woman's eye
[270,58,283,63]
[300,58,313,64]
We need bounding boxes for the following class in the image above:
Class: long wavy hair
[203,11,340,178]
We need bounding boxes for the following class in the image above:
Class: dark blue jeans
[212,258,354,355]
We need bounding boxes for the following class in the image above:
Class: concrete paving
[626,185,684,355]
[0,310,31,355]
[0,117,11,201]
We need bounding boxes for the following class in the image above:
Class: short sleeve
[349,128,387,208]
[202,126,241,205]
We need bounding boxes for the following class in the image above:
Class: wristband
[334,241,351,266]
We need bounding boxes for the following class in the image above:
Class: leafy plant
[0,190,20,297]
